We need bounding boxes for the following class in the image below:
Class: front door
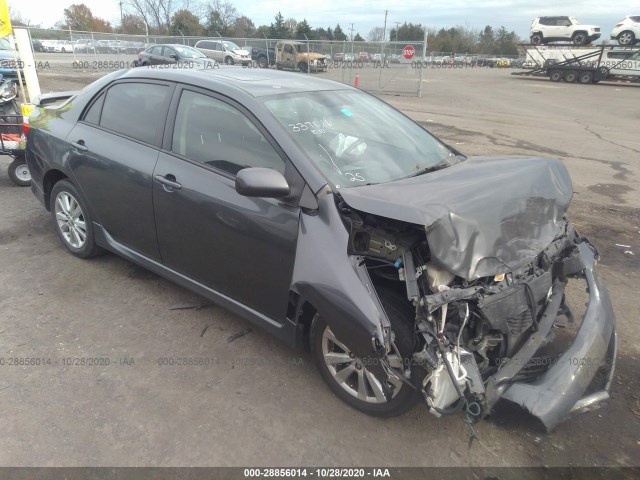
[153,87,300,321]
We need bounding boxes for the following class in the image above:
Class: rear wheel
[8,156,31,187]
[311,289,421,417]
[563,70,578,83]
[224,56,234,65]
[549,70,563,82]
[617,31,636,45]
[257,56,268,68]
[50,180,104,258]
[578,71,594,84]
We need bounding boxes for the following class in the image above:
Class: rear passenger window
[171,90,285,176]
[83,92,104,125]
[100,83,169,145]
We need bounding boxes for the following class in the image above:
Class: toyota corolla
[25,68,616,431]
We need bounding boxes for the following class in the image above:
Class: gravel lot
[1,56,639,471]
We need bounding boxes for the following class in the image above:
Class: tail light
[22,117,29,136]
[615,23,623,27]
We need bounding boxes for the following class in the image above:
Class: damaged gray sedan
[26,68,616,431]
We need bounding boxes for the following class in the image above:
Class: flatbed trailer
[512,44,640,83]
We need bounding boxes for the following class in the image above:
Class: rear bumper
[484,240,616,431]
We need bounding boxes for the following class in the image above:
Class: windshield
[223,41,241,51]
[263,90,459,188]
[175,45,206,58]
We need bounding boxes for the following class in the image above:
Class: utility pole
[382,10,388,42]
[119,1,124,34]
[394,21,401,55]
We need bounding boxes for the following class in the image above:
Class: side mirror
[235,168,290,198]
[170,54,178,59]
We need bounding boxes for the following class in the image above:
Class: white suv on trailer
[530,16,601,45]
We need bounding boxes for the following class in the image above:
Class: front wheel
[311,289,421,417]
[50,180,104,258]
[549,70,563,82]
[530,33,543,45]
[257,56,269,68]
[572,32,588,45]
[8,156,31,187]
[224,56,234,65]
[298,62,308,73]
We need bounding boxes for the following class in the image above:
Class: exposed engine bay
[340,203,600,430]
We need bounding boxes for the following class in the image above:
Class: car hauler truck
[513,43,640,83]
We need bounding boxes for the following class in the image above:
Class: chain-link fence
[26,27,525,97]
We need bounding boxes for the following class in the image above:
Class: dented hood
[338,156,573,280]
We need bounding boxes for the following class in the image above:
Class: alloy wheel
[321,326,403,403]
[54,191,87,249]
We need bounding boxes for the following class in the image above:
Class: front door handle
[71,140,88,152]
[154,174,182,191]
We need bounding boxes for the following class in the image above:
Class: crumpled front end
[485,239,616,431]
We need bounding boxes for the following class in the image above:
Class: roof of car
[121,66,352,98]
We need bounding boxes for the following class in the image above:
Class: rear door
[66,80,174,260]
[152,86,300,321]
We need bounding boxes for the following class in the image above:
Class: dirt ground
[0,60,639,471]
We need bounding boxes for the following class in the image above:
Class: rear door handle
[71,140,88,152]
[154,174,182,191]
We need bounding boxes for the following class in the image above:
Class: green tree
[353,32,364,41]
[388,22,424,42]
[296,19,312,39]
[495,26,519,55]
[477,25,496,54]
[333,23,347,41]
[269,11,288,38]
[170,10,203,36]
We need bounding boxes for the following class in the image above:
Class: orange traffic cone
[354,73,360,88]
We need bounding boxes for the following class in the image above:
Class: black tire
[298,62,308,73]
[311,288,421,418]
[617,31,636,46]
[50,180,104,259]
[572,32,588,45]
[140,60,149,66]
[578,71,594,84]
[530,33,543,45]
[224,56,234,65]
[549,70,563,82]
[7,156,31,187]
[594,66,609,83]
[563,70,578,83]
[257,56,269,68]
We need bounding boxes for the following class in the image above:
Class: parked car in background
[530,16,601,45]
[358,52,370,62]
[137,44,215,67]
[31,39,45,53]
[25,67,616,432]
[195,40,251,65]
[332,52,344,61]
[610,15,640,45]
[0,37,23,82]
[249,45,276,68]
[275,40,327,72]
[50,40,74,53]
[73,39,97,54]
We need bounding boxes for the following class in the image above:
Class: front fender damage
[289,193,392,378]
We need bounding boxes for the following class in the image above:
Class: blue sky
[13,0,640,39]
